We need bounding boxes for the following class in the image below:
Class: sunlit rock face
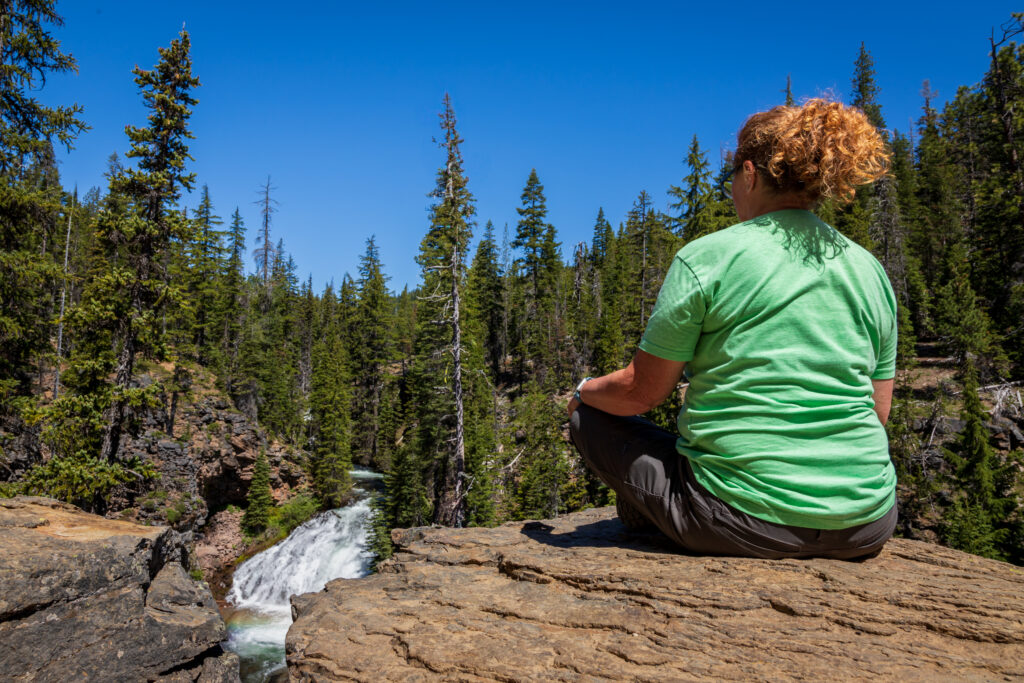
[0,496,239,682]
[288,506,1024,681]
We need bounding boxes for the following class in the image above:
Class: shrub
[272,494,319,535]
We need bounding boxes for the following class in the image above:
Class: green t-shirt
[639,210,897,530]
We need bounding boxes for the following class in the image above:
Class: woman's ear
[743,159,758,192]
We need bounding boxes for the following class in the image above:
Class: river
[223,470,380,682]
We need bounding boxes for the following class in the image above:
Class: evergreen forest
[3,3,1024,565]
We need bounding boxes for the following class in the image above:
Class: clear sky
[40,1,1021,292]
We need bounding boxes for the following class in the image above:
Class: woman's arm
[871,378,893,426]
[568,350,687,417]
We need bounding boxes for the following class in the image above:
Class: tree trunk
[99,323,136,461]
[54,194,74,399]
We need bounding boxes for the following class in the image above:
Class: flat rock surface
[0,496,238,682]
[288,506,1024,681]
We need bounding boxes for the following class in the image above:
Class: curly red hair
[735,99,889,205]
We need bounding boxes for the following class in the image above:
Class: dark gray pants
[569,404,896,560]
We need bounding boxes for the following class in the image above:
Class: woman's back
[640,209,897,530]
[569,98,898,559]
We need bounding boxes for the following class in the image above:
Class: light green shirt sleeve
[870,303,898,380]
[869,268,898,380]
[638,255,706,362]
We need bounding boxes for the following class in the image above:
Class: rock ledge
[0,496,239,682]
[288,506,1024,681]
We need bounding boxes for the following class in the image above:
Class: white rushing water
[225,471,379,682]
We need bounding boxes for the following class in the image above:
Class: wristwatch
[573,377,593,403]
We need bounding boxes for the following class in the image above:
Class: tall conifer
[351,236,392,467]
[668,135,714,241]
[409,94,475,527]
[88,29,200,461]
[0,1,85,402]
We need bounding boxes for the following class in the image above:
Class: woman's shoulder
[674,211,810,270]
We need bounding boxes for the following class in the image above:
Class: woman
[568,99,897,559]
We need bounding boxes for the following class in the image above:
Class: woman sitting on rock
[568,99,896,559]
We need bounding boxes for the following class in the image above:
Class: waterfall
[225,473,378,682]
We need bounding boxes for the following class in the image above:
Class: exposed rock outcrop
[288,506,1024,681]
[0,496,239,682]
[121,393,308,532]
[194,506,245,599]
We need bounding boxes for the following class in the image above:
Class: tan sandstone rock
[287,506,1024,681]
[0,496,239,682]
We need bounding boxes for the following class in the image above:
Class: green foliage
[850,42,886,129]
[468,220,506,378]
[271,493,320,535]
[243,449,274,534]
[940,360,1020,560]
[510,169,563,388]
[0,1,85,405]
[309,305,353,507]
[941,498,1007,561]
[184,185,227,364]
[351,236,392,466]
[668,135,714,241]
[165,503,184,525]
[510,385,574,520]
[17,453,156,513]
[368,495,395,568]
[933,242,1008,374]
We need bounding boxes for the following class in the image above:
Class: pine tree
[513,169,548,300]
[567,241,597,381]
[538,221,565,386]
[621,192,676,343]
[972,19,1024,363]
[243,449,274,534]
[914,83,963,295]
[590,208,613,268]
[851,42,885,129]
[0,0,86,403]
[409,94,475,527]
[188,185,226,363]
[258,242,303,440]
[218,207,247,391]
[941,359,1014,559]
[253,176,278,287]
[833,43,884,249]
[74,29,201,462]
[467,220,505,378]
[511,169,560,386]
[510,384,573,520]
[351,236,392,467]
[933,240,1007,375]
[592,231,627,375]
[668,135,714,241]
[890,129,932,338]
[309,290,353,508]
[708,156,739,231]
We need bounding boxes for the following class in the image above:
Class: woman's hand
[567,395,582,418]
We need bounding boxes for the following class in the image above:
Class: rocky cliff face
[288,506,1024,681]
[117,393,308,531]
[1,371,309,533]
[0,496,239,682]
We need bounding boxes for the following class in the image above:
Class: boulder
[0,496,238,682]
[288,506,1024,681]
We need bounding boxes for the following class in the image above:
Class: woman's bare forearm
[572,351,687,417]
[579,366,654,416]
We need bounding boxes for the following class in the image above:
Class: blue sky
[41,1,1020,291]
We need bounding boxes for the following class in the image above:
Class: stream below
[222,470,380,682]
